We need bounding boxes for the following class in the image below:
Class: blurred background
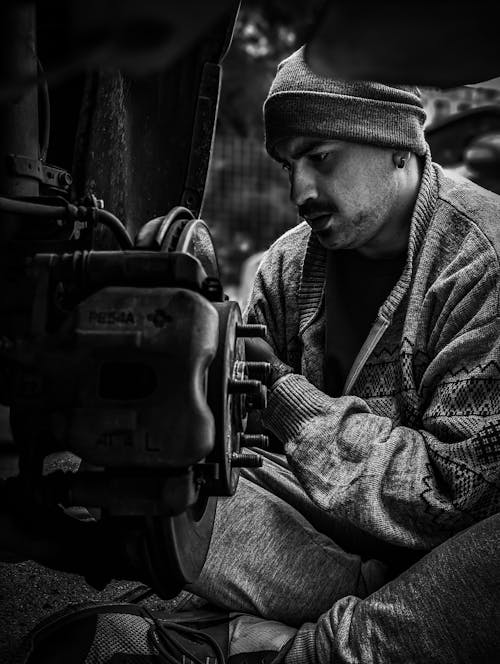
[201,0,500,307]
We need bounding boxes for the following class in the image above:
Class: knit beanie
[264,46,427,157]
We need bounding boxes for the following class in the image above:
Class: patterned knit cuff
[269,358,294,388]
[263,373,335,441]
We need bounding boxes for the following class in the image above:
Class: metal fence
[202,135,297,289]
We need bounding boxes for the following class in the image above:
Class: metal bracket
[7,154,73,192]
[181,62,221,216]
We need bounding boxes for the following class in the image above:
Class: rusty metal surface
[72,4,239,246]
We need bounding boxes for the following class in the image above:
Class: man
[186,46,500,662]
[25,45,499,664]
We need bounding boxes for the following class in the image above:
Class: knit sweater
[245,149,500,552]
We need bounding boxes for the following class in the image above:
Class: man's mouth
[304,213,333,233]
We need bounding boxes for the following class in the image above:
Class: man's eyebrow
[287,140,339,161]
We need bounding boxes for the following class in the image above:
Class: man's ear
[393,151,411,169]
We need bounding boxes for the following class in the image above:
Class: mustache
[298,201,336,220]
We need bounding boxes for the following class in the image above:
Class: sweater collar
[298,146,438,334]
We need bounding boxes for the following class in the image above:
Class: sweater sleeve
[262,243,500,550]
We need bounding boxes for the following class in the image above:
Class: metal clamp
[7,154,73,192]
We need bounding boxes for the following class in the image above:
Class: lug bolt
[231,452,263,468]
[238,433,270,450]
[245,361,271,384]
[235,324,267,338]
[228,378,261,395]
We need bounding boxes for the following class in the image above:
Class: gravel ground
[0,439,186,663]
[0,561,187,663]
[0,561,137,662]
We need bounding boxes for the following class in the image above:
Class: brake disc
[134,208,218,597]
[133,208,266,597]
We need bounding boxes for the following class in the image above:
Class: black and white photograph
[0,1,499,662]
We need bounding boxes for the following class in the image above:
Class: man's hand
[244,337,277,364]
[244,338,293,387]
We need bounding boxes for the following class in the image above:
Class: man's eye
[309,152,329,163]
[281,162,291,172]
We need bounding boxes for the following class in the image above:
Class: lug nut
[231,452,263,468]
[245,361,271,384]
[228,378,261,395]
[236,324,267,338]
[238,433,270,450]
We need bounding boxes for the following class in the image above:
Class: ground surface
[0,435,184,663]
[0,561,146,663]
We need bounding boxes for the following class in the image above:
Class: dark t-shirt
[324,249,406,397]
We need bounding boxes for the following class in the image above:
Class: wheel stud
[228,378,261,394]
[231,451,263,468]
[238,433,270,450]
[235,324,266,338]
[245,361,271,384]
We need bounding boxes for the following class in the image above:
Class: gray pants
[190,451,500,663]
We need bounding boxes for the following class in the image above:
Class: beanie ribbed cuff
[263,46,427,157]
[265,91,427,156]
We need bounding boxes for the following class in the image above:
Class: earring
[394,152,410,169]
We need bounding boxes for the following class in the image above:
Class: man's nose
[289,165,318,207]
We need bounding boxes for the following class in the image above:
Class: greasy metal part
[231,451,263,468]
[0,5,53,356]
[205,300,247,496]
[72,3,241,241]
[0,3,39,199]
[135,206,195,251]
[65,287,218,472]
[9,273,219,477]
[8,247,221,596]
[228,378,262,395]
[6,154,72,193]
[0,1,244,600]
[236,324,267,338]
[305,2,500,87]
[203,302,269,495]
[35,469,200,517]
[245,361,272,384]
[180,3,240,216]
[238,433,270,451]
[180,61,221,216]
[33,250,208,299]
[176,219,220,280]
[126,207,225,596]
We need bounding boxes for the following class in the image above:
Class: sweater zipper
[342,317,390,396]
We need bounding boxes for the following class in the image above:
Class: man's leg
[188,452,388,626]
[280,512,500,663]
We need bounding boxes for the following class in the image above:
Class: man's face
[275,136,410,258]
